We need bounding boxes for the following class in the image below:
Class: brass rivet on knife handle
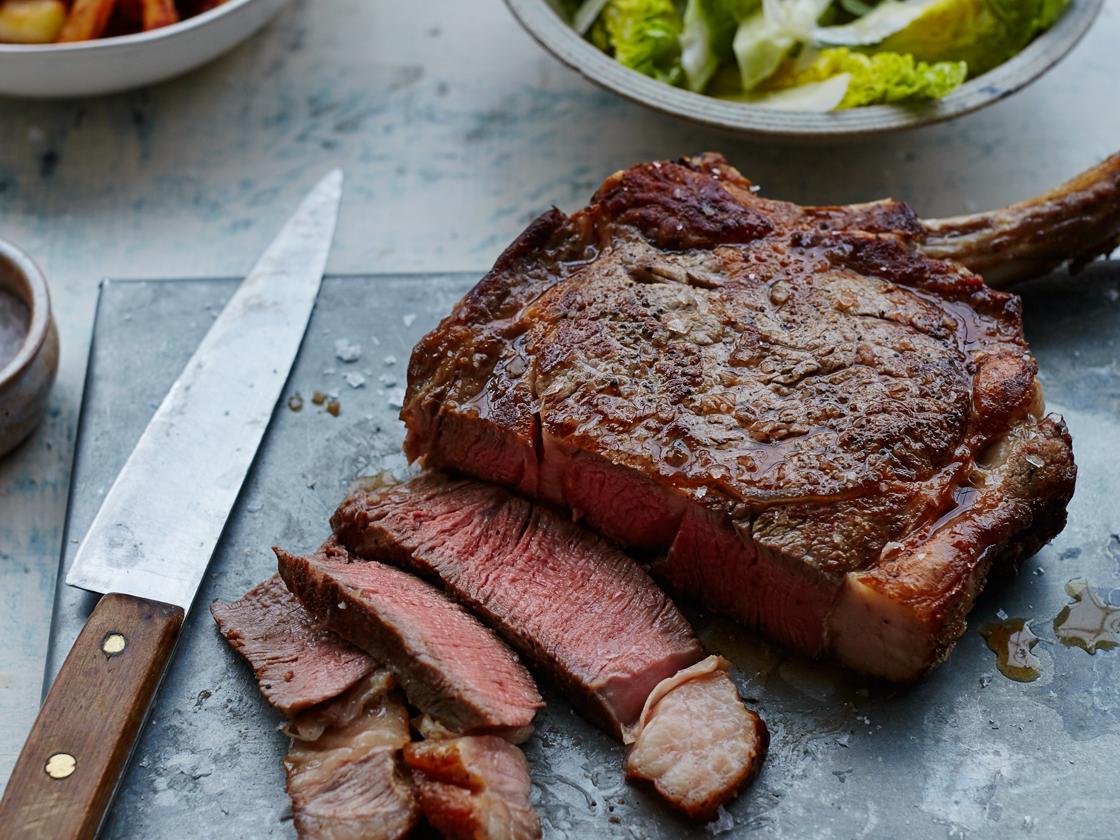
[44,753,77,780]
[0,593,183,840]
[101,633,127,656]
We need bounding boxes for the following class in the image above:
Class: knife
[0,170,343,839]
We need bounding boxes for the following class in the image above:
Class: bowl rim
[0,238,52,387]
[0,0,258,54]
[504,0,1104,138]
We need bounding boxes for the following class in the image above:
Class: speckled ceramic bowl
[0,238,58,458]
[506,0,1104,139]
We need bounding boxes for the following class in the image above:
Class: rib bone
[919,153,1120,287]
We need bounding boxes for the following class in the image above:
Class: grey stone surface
[45,269,1117,839]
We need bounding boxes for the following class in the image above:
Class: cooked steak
[333,472,770,818]
[284,671,418,840]
[276,541,543,741]
[333,471,704,736]
[400,153,1079,681]
[625,656,767,821]
[211,575,376,715]
[404,735,541,840]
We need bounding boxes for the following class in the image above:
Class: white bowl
[0,0,290,98]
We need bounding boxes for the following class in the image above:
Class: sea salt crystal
[707,807,735,835]
[344,372,366,389]
[996,608,1009,620]
[388,388,405,409]
[334,339,362,363]
[383,354,398,366]
[402,313,416,327]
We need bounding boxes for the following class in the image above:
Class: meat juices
[211,575,376,716]
[276,542,543,742]
[399,153,1077,681]
[404,736,541,840]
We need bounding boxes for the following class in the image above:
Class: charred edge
[592,158,773,251]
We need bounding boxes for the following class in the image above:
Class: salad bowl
[505,0,1104,139]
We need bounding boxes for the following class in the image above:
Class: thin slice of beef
[276,542,543,742]
[332,472,704,737]
[404,735,541,840]
[284,671,418,840]
[624,656,768,820]
[332,471,768,819]
[211,575,376,715]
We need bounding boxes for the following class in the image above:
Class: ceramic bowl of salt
[0,238,58,458]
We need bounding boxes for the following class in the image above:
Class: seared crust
[401,154,1077,680]
[830,414,1076,679]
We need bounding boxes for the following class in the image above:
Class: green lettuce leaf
[732,0,832,91]
[875,0,1072,77]
[815,0,941,47]
[722,72,853,109]
[570,0,612,34]
[599,0,686,85]
[680,0,760,92]
[837,0,882,15]
[766,47,967,108]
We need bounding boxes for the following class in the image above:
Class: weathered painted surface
[1,0,1118,799]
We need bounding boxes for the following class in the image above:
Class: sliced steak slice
[333,471,768,818]
[404,735,541,840]
[332,471,705,736]
[284,671,418,840]
[400,153,1078,681]
[211,575,376,715]
[276,542,543,742]
[625,656,768,821]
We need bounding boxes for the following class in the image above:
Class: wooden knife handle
[0,593,183,840]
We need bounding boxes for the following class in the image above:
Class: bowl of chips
[0,0,290,98]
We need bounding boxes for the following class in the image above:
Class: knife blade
[0,170,343,840]
[66,169,342,607]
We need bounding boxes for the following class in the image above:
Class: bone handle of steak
[0,594,183,840]
[919,152,1120,287]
